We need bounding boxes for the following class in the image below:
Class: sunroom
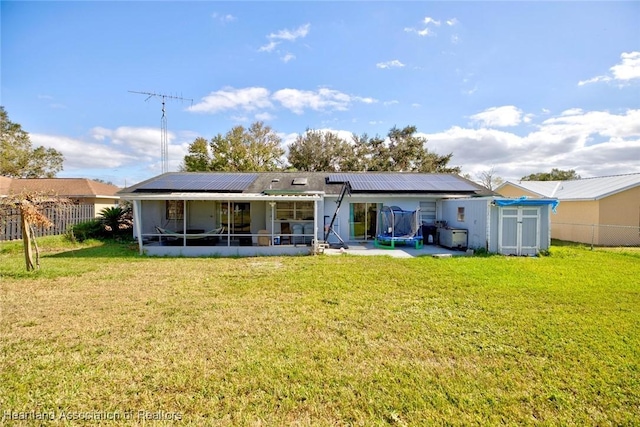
[120,173,324,256]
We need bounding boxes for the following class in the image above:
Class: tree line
[182,122,461,174]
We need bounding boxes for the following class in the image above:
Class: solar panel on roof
[327,173,478,192]
[136,173,258,192]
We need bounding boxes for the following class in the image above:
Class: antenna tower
[129,90,193,174]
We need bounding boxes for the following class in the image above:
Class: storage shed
[496,173,640,246]
[439,197,558,256]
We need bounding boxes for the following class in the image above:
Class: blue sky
[2,1,639,187]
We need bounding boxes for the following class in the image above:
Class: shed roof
[2,178,121,198]
[496,173,640,201]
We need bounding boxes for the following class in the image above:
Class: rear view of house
[119,172,497,256]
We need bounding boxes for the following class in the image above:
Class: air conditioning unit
[439,228,467,249]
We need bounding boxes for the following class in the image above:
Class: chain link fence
[552,222,640,249]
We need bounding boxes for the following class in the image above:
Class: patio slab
[323,242,469,258]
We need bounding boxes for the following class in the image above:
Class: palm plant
[98,205,131,234]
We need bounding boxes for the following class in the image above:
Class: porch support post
[270,201,276,245]
[313,199,319,253]
[133,200,143,255]
[183,200,187,247]
[226,200,231,246]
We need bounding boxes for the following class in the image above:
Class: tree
[181,122,284,172]
[287,129,349,171]
[477,167,504,191]
[383,125,460,173]
[0,106,64,178]
[0,191,66,271]
[521,168,581,181]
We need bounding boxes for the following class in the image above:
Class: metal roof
[499,173,640,200]
[327,173,481,192]
[128,173,258,193]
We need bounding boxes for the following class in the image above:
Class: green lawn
[1,237,639,425]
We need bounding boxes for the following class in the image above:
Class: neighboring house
[496,173,640,246]
[118,172,555,256]
[1,177,121,216]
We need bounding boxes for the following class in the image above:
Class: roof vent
[292,177,308,185]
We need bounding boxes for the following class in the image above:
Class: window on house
[457,207,465,222]
[166,200,184,220]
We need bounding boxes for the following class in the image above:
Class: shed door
[499,207,540,256]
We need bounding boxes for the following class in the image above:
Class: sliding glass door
[349,203,379,240]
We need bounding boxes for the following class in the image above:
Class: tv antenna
[129,90,193,174]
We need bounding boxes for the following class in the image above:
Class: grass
[1,237,639,425]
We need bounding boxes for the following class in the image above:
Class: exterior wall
[599,187,640,225]
[78,197,119,217]
[597,188,640,246]
[551,200,599,244]
[497,184,541,199]
[187,201,218,230]
[439,199,489,250]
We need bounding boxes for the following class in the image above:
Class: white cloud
[189,87,273,113]
[578,51,640,86]
[424,108,640,180]
[258,40,279,53]
[446,18,458,26]
[561,108,583,116]
[578,75,611,86]
[189,86,374,116]
[211,12,236,23]
[267,23,310,41]
[255,112,275,121]
[405,16,447,37]
[272,88,352,114]
[404,27,434,37]
[376,59,405,69]
[355,96,377,104]
[383,100,399,106]
[29,125,185,171]
[610,51,640,81]
[470,106,523,127]
[281,53,295,63]
[259,23,310,58]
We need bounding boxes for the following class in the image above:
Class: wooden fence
[0,204,95,241]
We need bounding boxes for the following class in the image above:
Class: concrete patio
[323,242,470,258]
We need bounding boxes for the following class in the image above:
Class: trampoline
[375,206,423,249]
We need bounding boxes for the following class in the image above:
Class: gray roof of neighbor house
[119,172,493,196]
[496,173,640,201]
[1,178,121,198]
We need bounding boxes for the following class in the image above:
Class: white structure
[119,172,556,257]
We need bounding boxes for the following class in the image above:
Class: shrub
[68,219,104,242]
[98,205,133,235]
